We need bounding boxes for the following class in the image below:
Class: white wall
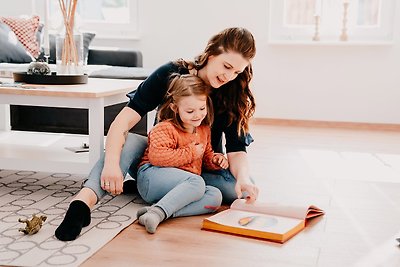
[0,0,33,17]
[2,0,400,124]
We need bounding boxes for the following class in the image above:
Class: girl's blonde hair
[176,27,256,135]
[158,74,213,132]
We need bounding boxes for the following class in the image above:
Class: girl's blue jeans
[137,163,222,218]
[83,133,240,206]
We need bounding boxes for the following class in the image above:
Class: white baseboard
[251,118,400,132]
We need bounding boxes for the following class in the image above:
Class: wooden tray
[13,72,88,85]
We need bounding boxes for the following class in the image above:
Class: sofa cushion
[0,16,41,58]
[36,23,44,54]
[88,48,142,67]
[89,66,151,80]
[0,22,33,63]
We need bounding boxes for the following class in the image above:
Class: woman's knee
[123,133,147,153]
[220,169,236,181]
[121,134,148,177]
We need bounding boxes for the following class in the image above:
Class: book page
[231,199,324,220]
[207,209,304,235]
[306,205,325,219]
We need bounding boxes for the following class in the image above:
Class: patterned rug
[0,169,145,267]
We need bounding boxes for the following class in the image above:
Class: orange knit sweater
[139,121,222,175]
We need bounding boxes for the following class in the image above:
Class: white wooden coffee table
[0,78,144,174]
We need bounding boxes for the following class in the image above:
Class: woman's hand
[100,164,124,196]
[235,181,259,204]
[212,153,229,169]
[227,151,259,203]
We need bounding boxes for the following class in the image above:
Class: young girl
[55,27,258,241]
[135,74,228,233]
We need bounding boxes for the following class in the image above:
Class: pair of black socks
[55,200,91,241]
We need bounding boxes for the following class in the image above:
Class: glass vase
[56,28,84,75]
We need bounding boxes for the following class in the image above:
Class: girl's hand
[193,143,204,159]
[100,164,124,196]
[212,153,229,169]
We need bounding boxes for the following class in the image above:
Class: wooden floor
[81,123,400,267]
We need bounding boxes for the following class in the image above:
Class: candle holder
[312,15,321,41]
[340,2,349,41]
[56,30,84,75]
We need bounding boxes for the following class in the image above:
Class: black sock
[55,200,91,241]
[122,180,138,194]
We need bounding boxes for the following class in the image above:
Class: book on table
[202,199,324,243]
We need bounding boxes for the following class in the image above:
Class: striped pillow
[0,16,40,58]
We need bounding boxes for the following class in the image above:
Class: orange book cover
[202,199,324,243]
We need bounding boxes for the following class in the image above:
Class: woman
[55,27,259,241]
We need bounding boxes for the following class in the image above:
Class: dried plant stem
[58,0,79,66]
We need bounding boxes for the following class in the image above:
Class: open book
[202,199,324,243]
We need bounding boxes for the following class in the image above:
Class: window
[47,0,139,39]
[268,0,396,43]
[357,0,381,26]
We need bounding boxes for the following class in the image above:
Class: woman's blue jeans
[83,133,148,200]
[137,163,222,218]
[83,133,239,204]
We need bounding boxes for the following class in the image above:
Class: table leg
[89,98,104,169]
[0,104,11,131]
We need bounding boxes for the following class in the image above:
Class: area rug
[0,169,146,267]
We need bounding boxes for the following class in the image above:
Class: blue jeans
[83,133,148,200]
[201,169,241,204]
[137,163,222,218]
[84,133,239,204]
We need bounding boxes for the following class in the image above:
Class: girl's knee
[184,175,206,200]
[206,186,223,208]
[137,175,152,203]
[188,175,206,189]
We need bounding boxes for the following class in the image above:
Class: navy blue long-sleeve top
[126,61,253,153]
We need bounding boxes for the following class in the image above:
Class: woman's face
[201,51,250,88]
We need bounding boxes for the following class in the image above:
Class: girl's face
[174,94,208,132]
[200,51,250,88]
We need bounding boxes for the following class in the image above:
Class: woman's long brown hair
[176,27,256,135]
